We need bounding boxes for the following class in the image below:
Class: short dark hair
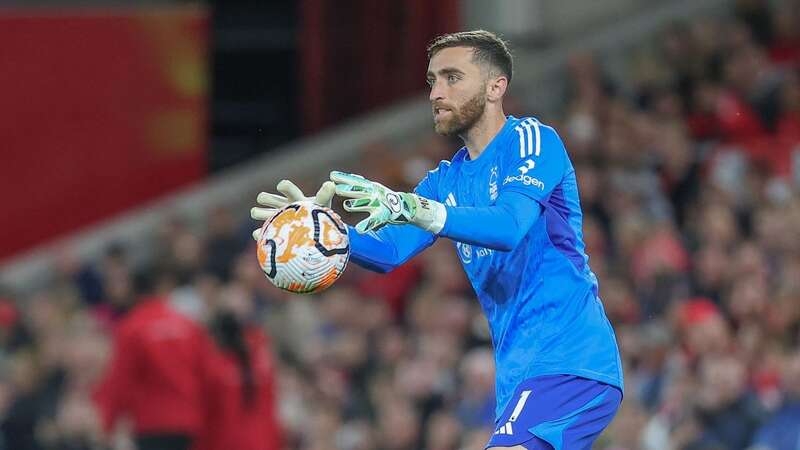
[427,30,513,83]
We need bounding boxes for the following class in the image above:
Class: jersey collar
[459,115,517,173]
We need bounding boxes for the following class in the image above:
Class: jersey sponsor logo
[494,389,532,436]
[476,247,494,258]
[518,159,535,175]
[489,166,499,201]
[458,243,495,264]
[503,174,544,190]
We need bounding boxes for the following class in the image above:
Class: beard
[434,91,486,136]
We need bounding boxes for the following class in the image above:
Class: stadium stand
[1,0,799,449]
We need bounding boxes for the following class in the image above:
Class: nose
[429,80,444,103]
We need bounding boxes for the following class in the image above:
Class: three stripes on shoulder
[515,118,541,159]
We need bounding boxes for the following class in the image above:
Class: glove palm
[250,180,335,240]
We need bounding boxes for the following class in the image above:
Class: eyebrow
[426,67,466,78]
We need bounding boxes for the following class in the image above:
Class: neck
[460,108,507,160]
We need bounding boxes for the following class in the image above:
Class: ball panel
[256,201,349,294]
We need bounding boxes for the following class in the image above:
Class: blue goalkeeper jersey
[348,116,623,417]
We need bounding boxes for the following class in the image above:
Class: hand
[330,171,446,234]
[250,179,335,240]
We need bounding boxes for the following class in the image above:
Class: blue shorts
[485,375,622,450]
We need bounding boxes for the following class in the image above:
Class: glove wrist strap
[410,195,447,234]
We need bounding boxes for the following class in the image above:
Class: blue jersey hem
[528,368,623,393]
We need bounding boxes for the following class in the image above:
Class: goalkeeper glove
[250,179,336,240]
[330,171,446,234]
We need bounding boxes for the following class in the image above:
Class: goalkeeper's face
[427,47,488,136]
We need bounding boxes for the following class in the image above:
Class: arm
[331,170,545,253]
[331,174,542,253]
[439,191,543,251]
[338,163,443,272]
[332,119,567,254]
[348,223,436,273]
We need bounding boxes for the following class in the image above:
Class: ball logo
[385,192,402,213]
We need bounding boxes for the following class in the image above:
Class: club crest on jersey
[489,166,499,201]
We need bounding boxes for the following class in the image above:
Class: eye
[426,78,434,88]
[447,74,459,84]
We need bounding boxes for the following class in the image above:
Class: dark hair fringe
[427,29,513,83]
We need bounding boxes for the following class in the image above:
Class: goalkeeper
[252,30,622,450]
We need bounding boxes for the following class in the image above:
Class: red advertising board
[0,7,208,262]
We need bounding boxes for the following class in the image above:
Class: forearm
[439,192,542,251]
[348,224,435,273]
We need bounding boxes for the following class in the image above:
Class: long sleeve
[439,190,542,251]
[348,223,436,273]
[348,161,445,273]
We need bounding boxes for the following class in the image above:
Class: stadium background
[1,0,800,449]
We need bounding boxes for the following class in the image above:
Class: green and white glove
[330,171,447,234]
[250,179,336,240]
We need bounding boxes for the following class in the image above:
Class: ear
[486,75,508,103]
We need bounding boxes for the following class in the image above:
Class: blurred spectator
[425,410,462,450]
[0,351,57,450]
[455,347,495,429]
[376,396,421,450]
[196,282,282,450]
[204,206,247,282]
[92,274,212,450]
[690,355,765,449]
[751,351,800,450]
[3,1,800,449]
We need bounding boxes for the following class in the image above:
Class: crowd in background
[2,0,800,449]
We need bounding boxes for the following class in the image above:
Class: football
[256,201,350,294]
